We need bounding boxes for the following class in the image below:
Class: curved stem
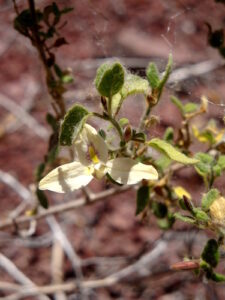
[93,112,124,141]
[138,104,152,131]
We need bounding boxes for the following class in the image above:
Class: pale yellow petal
[39,162,93,193]
[74,124,108,166]
[106,157,158,185]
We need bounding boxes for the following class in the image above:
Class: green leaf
[202,189,220,211]
[146,63,160,89]
[111,93,122,116]
[120,74,149,99]
[119,118,129,128]
[98,129,106,140]
[136,186,150,215]
[133,132,146,142]
[111,74,149,116]
[61,74,74,84]
[54,64,63,78]
[193,208,210,222]
[183,102,198,114]
[170,96,184,115]
[211,272,225,282]
[174,213,196,224]
[36,188,48,209]
[95,62,124,97]
[46,113,58,131]
[47,145,58,164]
[158,54,173,97]
[194,152,214,176]
[163,127,174,143]
[217,155,225,170]
[213,164,222,177]
[106,173,123,186]
[152,201,168,218]
[157,213,175,229]
[155,154,171,173]
[35,163,45,182]
[201,239,219,268]
[148,138,199,164]
[59,104,89,146]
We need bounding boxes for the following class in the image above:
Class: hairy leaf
[148,138,198,164]
[59,104,89,146]
[201,239,219,268]
[202,189,220,211]
[136,185,150,215]
[95,62,124,97]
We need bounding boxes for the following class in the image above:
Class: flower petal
[106,157,158,185]
[74,124,108,166]
[39,162,93,193]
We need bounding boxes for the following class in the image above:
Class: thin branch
[51,239,67,300]
[46,216,88,299]
[0,236,169,300]
[0,93,48,140]
[0,80,40,138]
[0,253,50,300]
[0,185,130,230]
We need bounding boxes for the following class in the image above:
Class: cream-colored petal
[74,124,108,165]
[106,157,158,185]
[39,162,93,193]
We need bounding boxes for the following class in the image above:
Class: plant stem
[108,95,112,117]
[27,0,65,119]
[93,112,124,141]
[138,104,152,131]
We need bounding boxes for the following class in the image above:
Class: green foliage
[171,96,199,117]
[163,127,174,143]
[211,272,225,282]
[201,239,219,268]
[148,138,199,164]
[13,5,225,283]
[217,155,225,170]
[193,208,210,222]
[35,163,46,182]
[152,201,168,218]
[171,96,184,114]
[155,154,171,173]
[120,74,149,99]
[157,54,173,98]
[36,188,48,209]
[95,62,125,97]
[157,213,175,230]
[202,189,220,211]
[183,102,198,114]
[173,213,196,224]
[146,63,160,89]
[146,54,172,103]
[59,104,89,146]
[119,118,129,128]
[136,185,150,215]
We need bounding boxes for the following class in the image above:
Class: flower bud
[124,125,132,142]
[146,92,158,106]
[210,196,225,225]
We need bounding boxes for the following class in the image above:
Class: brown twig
[0,186,131,230]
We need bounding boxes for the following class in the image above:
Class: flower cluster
[39,124,158,193]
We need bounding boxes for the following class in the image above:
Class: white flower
[39,124,158,193]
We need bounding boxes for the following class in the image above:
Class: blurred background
[0,0,225,299]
